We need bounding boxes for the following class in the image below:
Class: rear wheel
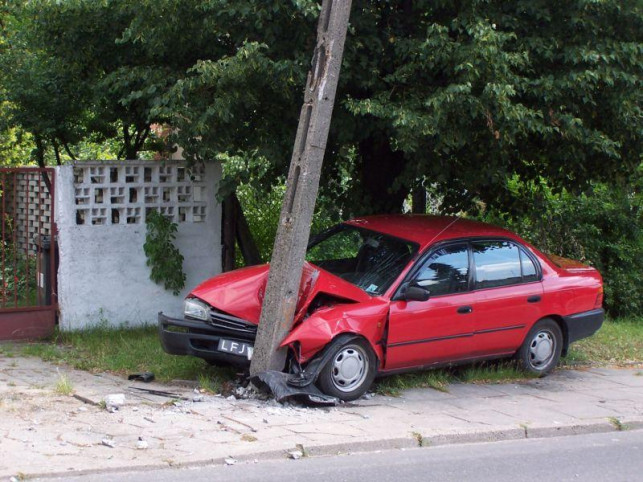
[516,318,563,376]
[317,338,377,401]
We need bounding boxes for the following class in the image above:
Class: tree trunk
[412,183,427,214]
[357,135,408,214]
[33,135,53,194]
[221,196,237,271]
[232,193,262,266]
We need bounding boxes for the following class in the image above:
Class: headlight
[184,298,210,321]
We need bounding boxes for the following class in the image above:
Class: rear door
[470,240,545,356]
[386,243,477,370]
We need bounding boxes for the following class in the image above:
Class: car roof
[343,215,518,251]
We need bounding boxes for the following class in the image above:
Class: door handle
[527,295,541,303]
[457,306,473,314]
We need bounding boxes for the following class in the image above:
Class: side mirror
[404,284,431,302]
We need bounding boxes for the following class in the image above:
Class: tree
[1,0,640,211]
[156,0,642,214]
[0,0,168,163]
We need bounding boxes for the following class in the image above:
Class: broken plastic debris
[128,372,155,383]
[104,394,125,408]
[101,439,116,448]
[136,438,149,450]
[288,450,303,460]
[224,458,237,465]
[251,371,338,406]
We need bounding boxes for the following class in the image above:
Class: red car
[159,215,604,401]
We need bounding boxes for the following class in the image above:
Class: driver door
[386,243,477,370]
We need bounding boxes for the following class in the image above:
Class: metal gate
[0,168,57,340]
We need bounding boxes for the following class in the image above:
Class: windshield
[306,225,418,295]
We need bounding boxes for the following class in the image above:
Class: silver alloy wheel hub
[529,330,554,368]
[330,345,368,392]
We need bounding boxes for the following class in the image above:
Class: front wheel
[317,338,377,402]
[516,318,563,376]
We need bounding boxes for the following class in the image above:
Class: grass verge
[375,318,642,396]
[12,323,235,393]
[562,317,643,366]
[4,318,640,397]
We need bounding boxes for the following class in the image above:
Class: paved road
[43,429,643,482]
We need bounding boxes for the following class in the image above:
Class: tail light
[594,288,604,309]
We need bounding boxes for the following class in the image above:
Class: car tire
[317,338,377,402]
[516,318,563,376]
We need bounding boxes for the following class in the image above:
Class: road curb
[24,418,643,480]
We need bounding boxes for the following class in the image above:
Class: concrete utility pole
[249,0,353,375]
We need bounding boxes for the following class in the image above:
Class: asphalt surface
[40,429,643,482]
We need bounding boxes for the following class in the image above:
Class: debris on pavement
[224,458,237,466]
[251,371,339,406]
[128,386,189,401]
[101,439,116,448]
[104,394,125,409]
[136,437,149,450]
[288,450,303,460]
[73,393,100,406]
[128,372,155,383]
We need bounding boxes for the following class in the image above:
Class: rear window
[473,240,540,288]
[473,241,522,289]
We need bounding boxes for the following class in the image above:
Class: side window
[473,241,522,289]
[414,244,469,296]
[520,249,539,282]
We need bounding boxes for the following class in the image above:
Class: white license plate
[218,338,253,360]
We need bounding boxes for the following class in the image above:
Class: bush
[143,211,185,295]
[0,240,36,306]
[235,181,340,266]
[481,173,642,318]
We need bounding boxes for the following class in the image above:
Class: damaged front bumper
[158,312,255,367]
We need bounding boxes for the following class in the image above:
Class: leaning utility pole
[249,0,353,375]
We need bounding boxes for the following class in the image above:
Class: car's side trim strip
[388,324,526,348]
[475,324,526,335]
[388,332,473,348]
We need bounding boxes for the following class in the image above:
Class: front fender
[280,299,389,366]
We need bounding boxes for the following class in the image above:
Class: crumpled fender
[280,297,390,366]
[251,371,339,406]
[250,333,362,407]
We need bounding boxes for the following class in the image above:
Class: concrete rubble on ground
[0,354,641,480]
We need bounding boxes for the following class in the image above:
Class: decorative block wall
[56,161,222,330]
[71,164,207,226]
[2,171,53,254]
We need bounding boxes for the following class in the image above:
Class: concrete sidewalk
[0,355,641,480]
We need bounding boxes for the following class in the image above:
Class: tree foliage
[2,0,640,204]
[1,0,640,315]
[481,169,642,317]
[157,0,642,214]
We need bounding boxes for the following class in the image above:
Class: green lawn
[7,323,236,393]
[2,317,640,396]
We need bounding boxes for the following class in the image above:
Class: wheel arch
[303,331,381,372]
[542,314,569,356]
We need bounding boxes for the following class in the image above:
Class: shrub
[235,181,340,266]
[143,210,185,295]
[481,174,642,318]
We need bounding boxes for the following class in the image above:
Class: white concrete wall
[55,161,222,330]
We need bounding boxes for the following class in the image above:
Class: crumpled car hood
[189,262,371,323]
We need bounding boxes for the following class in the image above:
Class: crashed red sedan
[159,215,604,401]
